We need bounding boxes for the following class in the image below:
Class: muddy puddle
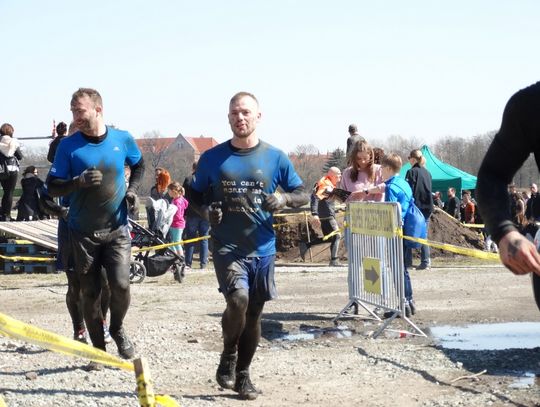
[428,322,540,351]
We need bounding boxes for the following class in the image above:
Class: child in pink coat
[167,182,189,256]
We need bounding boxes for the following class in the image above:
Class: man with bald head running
[190,91,309,400]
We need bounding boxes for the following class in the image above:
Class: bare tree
[140,130,169,171]
[289,144,325,190]
[374,134,425,160]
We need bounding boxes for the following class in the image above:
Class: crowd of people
[2,81,540,401]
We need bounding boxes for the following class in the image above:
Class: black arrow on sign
[365,266,379,284]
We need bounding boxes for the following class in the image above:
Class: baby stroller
[129,197,185,284]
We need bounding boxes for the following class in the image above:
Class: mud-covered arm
[282,185,309,208]
[477,88,539,243]
[46,175,79,197]
[46,167,103,197]
[262,184,309,212]
[127,157,145,194]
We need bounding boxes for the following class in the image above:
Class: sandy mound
[274,207,485,263]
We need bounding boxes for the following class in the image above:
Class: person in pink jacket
[167,182,189,256]
[340,140,385,202]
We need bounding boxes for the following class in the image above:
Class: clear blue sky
[2,1,539,153]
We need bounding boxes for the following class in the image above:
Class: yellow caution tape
[322,228,344,241]
[155,395,181,406]
[0,311,134,371]
[397,231,500,261]
[341,220,499,261]
[272,211,310,217]
[131,235,210,254]
[0,253,55,262]
[434,208,485,228]
[0,312,180,406]
[136,371,155,406]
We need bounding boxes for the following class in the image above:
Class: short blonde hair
[381,153,402,173]
[71,88,103,108]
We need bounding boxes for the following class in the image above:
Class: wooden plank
[0,220,58,251]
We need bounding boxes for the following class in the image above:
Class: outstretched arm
[477,84,540,276]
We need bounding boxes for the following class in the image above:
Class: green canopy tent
[399,145,477,200]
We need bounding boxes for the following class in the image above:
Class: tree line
[290,131,539,193]
[23,130,539,198]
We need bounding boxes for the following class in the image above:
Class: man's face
[71,95,101,135]
[228,96,261,138]
[448,189,454,197]
[531,184,538,194]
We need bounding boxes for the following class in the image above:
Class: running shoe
[234,370,261,400]
[216,353,237,389]
[111,327,135,359]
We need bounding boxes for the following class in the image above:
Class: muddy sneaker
[111,328,135,359]
[234,370,260,400]
[103,323,112,344]
[416,263,431,271]
[299,242,308,261]
[216,353,237,389]
[74,329,88,344]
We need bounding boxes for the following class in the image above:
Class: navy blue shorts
[213,251,277,302]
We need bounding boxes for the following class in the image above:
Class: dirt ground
[1,260,539,406]
[1,208,539,406]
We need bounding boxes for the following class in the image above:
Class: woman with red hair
[150,167,171,201]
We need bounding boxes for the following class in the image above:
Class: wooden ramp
[0,220,58,251]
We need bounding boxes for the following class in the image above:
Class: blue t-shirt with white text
[192,140,303,257]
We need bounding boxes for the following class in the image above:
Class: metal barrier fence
[334,201,426,337]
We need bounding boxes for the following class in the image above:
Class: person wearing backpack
[366,153,417,317]
[0,123,23,221]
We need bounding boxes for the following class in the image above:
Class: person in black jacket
[16,166,44,221]
[477,81,540,310]
[444,187,461,220]
[47,122,68,163]
[0,123,23,221]
[404,149,434,270]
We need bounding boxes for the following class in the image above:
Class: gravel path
[1,264,539,406]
